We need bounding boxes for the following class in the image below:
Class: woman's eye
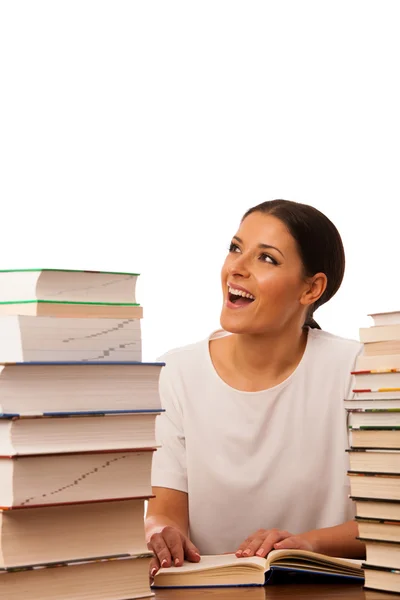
[260,253,277,265]
[228,242,240,253]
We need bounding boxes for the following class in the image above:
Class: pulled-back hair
[242,200,345,329]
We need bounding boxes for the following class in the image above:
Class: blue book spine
[0,409,164,419]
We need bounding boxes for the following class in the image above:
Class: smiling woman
[222,199,344,333]
[145,199,365,577]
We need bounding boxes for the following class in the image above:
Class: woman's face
[220,212,313,335]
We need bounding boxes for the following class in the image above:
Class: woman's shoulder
[307,327,363,364]
[157,329,224,371]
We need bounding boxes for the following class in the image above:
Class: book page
[266,548,363,570]
[156,553,266,575]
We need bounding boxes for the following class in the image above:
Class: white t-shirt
[151,328,363,555]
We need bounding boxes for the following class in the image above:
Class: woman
[145,199,365,576]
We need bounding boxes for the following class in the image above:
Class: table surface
[154,583,395,599]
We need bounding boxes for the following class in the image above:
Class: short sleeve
[344,342,364,400]
[151,360,188,493]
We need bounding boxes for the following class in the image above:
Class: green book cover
[0,268,140,276]
[0,300,140,306]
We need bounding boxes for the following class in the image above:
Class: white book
[360,324,400,343]
[348,449,400,473]
[0,362,163,414]
[345,397,400,410]
[353,391,400,400]
[356,354,400,371]
[0,269,139,304]
[347,409,400,429]
[369,311,400,327]
[0,499,148,568]
[0,555,153,600]
[0,413,160,455]
[348,472,400,501]
[352,370,400,391]
[0,450,154,508]
[0,316,142,362]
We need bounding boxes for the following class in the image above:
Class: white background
[1,1,399,361]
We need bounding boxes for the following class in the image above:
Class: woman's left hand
[235,528,315,558]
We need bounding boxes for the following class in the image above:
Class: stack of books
[0,269,163,600]
[345,310,400,594]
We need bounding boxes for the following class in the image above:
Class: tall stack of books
[345,310,400,594]
[0,269,163,600]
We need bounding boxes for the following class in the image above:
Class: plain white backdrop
[1,1,399,361]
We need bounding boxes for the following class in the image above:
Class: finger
[254,530,292,558]
[240,536,266,558]
[163,528,186,566]
[148,533,173,568]
[149,555,161,578]
[183,537,201,563]
[235,536,257,557]
[274,536,306,551]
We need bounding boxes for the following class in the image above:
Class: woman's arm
[145,487,200,574]
[145,486,189,540]
[236,520,365,559]
[283,519,366,558]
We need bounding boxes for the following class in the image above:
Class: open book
[152,550,364,587]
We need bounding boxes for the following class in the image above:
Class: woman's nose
[228,253,251,277]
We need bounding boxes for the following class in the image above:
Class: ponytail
[304,315,321,330]
[304,306,321,329]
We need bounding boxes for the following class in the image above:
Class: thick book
[356,353,400,370]
[347,449,400,473]
[0,268,139,304]
[152,551,364,588]
[345,397,400,410]
[0,315,142,362]
[347,408,400,429]
[352,496,400,521]
[351,369,400,392]
[364,563,400,594]
[0,449,154,508]
[348,472,400,501]
[364,340,400,356]
[360,324,400,344]
[0,498,149,568]
[0,361,163,414]
[0,301,143,319]
[356,516,400,543]
[358,539,400,570]
[353,390,400,399]
[369,311,400,327]
[0,554,153,600]
[0,412,161,455]
[350,496,400,521]
[349,427,400,449]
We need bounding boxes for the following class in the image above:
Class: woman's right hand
[148,525,201,577]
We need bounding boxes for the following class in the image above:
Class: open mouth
[228,286,255,307]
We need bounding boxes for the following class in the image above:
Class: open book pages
[152,550,364,587]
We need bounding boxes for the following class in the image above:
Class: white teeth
[228,286,255,300]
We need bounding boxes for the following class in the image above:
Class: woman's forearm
[145,487,190,543]
[145,513,188,543]
[300,520,365,558]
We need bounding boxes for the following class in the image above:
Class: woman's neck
[228,326,308,385]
